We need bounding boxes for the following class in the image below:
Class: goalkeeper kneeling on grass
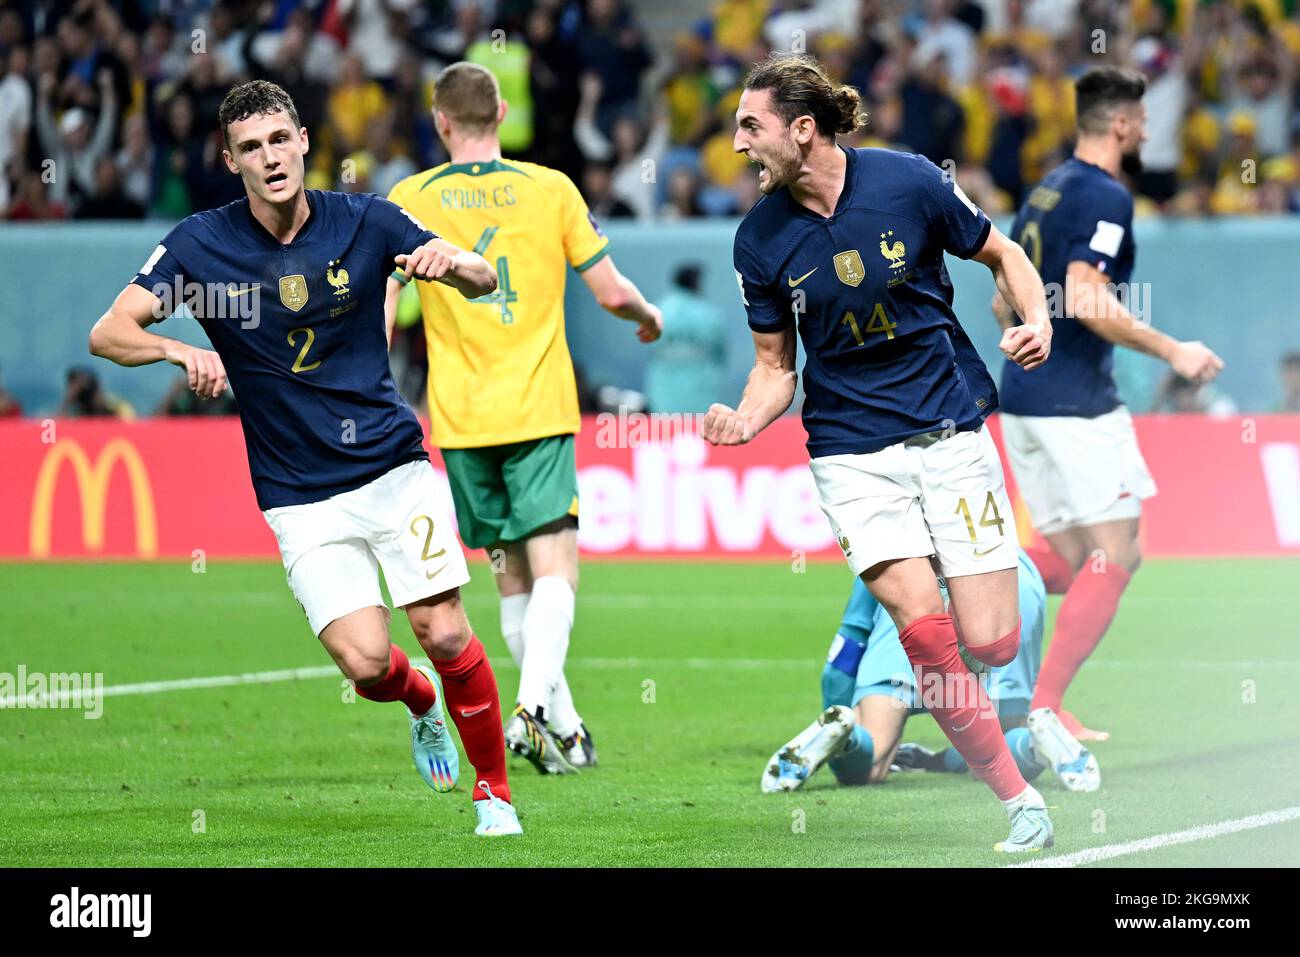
[762,549,1101,793]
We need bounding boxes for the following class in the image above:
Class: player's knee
[967,623,1020,668]
[345,648,392,688]
[866,762,892,786]
[412,619,471,660]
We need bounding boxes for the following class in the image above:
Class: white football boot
[760,705,856,793]
[1028,706,1101,792]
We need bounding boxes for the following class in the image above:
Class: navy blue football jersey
[733,147,997,459]
[1000,157,1136,417]
[132,190,436,509]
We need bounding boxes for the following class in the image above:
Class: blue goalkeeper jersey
[131,190,436,509]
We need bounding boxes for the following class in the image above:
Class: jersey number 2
[288,327,321,373]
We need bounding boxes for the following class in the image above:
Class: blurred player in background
[386,62,662,775]
[997,67,1225,741]
[87,80,524,836]
[762,549,1099,794]
[704,52,1057,852]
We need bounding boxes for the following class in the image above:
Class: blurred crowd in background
[3,0,1300,223]
[3,0,1300,418]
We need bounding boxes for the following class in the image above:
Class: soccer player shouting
[703,54,1055,852]
[88,81,522,836]
[997,68,1223,741]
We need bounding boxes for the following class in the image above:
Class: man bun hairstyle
[219,80,301,145]
[744,52,866,139]
[433,61,502,134]
[1075,66,1146,136]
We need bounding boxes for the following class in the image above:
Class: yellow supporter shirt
[388,159,610,449]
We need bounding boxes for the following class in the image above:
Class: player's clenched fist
[396,242,452,282]
[1000,322,1051,371]
[164,340,228,399]
[701,403,755,446]
[637,304,663,343]
[1170,340,1224,385]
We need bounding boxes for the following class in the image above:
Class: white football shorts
[262,459,470,635]
[1000,406,1157,536]
[810,425,1018,579]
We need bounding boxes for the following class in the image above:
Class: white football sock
[517,576,576,727]
[499,592,529,666]
[1001,783,1045,819]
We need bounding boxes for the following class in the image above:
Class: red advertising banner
[2,415,1298,560]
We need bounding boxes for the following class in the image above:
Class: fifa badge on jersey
[326,261,350,298]
[279,274,309,312]
[834,249,865,287]
[838,534,852,557]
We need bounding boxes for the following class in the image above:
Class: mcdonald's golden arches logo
[29,439,158,558]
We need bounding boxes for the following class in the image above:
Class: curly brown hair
[218,80,301,145]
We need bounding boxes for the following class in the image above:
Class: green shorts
[441,434,580,550]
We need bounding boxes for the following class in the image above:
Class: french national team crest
[279,274,309,312]
[833,249,865,287]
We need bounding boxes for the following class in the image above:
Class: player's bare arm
[579,256,662,343]
[396,237,497,300]
[990,292,1015,332]
[973,225,1052,371]
[89,283,228,399]
[383,276,401,347]
[702,325,796,446]
[1066,260,1223,384]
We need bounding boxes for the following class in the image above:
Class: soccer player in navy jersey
[88,80,524,836]
[997,67,1223,742]
[702,54,1056,852]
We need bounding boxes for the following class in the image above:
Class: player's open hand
[1000,322,1051,371]
[701,403,755,446]
[396,243,452,283]
[637,304,663,343]
[1170,340,1224,385]
[164,340,228,400]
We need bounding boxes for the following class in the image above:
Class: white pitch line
[7,654,1300,710]
[1008,806,1300,868]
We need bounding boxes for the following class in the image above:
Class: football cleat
[409,664,458,793]
[994,802,1054,854]
[891,742,950,773]
[761,705,856,793]
[1028,706,1100,792]
[504,704,578,775]
[474,781,523,837]
[557,723,598,768]
[1058,709,1110,742]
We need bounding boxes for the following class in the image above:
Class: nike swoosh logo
[227,284,260,298]
[787,268,817,287]
[952,713,977,733]
[425,562,449,580]
[460,704,490,718]
[974,545,1003,557]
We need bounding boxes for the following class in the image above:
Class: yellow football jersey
[388,159,609,449]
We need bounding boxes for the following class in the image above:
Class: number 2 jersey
[733,146,998,459]
[999,157,1136,418]
[387,159,610,449]
[131,190,436,509]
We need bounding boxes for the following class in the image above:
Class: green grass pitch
[2,558,1298,867]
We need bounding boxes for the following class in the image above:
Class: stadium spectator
[524,4,583,179]
[574,72,666,221]
[57,366,134,420]
[576,0,652,134]
[35,66,117,212]
[1280,352,1300,413]
[644,263,726,415]
[76,153,143,219]
[5,169,67,220]
[0,44,31,210]
[157,370,238,416]
[582,161,635,219]
[1152,372,1238,417]
[115,113,152,208]
[336,0,419,82]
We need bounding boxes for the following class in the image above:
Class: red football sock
[967,621,1020,668]
[899,614,1027,801]
[432,635,510,804]
[1031,564,1132,713]
[1025,544,1074,594]
[354,644,437,716]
